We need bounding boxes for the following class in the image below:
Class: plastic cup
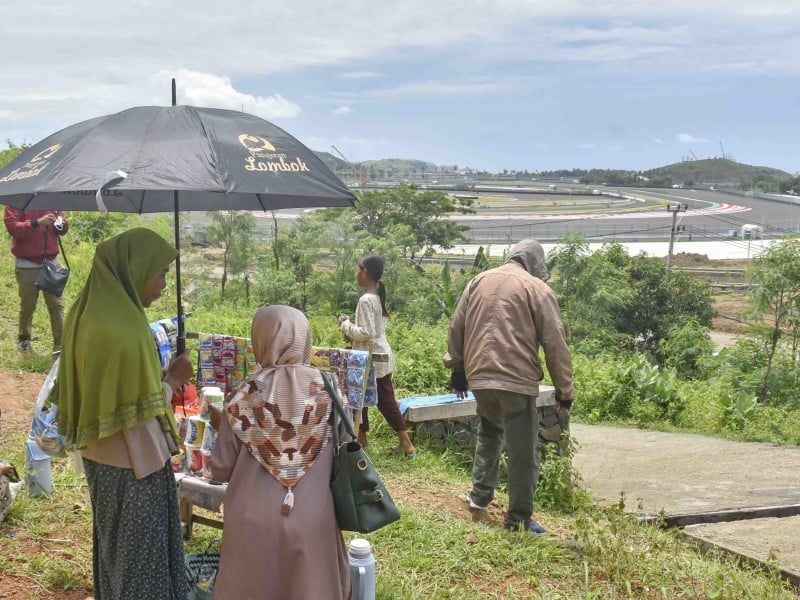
[171,447,186,473]
[200,424,217,452]
[201,386,224,417]
[184,417,205,445]
[201,450,212,479]
[186,445,203,474]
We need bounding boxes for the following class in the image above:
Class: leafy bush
[388,318,450,395]
[574,353,686,425]
[660,318,715,378]
[535,435,592,511]
[719,393,758,431]
[66,212,140,243]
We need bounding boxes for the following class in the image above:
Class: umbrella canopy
[0,105,357,352]
[0,105,356,212]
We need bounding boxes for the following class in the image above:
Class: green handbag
[321,372,401,533]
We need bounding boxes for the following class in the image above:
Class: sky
[2,1,799,174]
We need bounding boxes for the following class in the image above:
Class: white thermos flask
[348,538,376,600]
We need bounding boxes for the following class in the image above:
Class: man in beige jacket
[443,239,573,534]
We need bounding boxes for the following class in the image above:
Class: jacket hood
[507,239,549,281]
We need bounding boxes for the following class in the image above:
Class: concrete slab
[684,516,800,584]
[571,423,800,518]
[404,387,555,423]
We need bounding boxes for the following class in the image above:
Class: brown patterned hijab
[225,305,332,515]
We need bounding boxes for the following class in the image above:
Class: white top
[340,293,395,379]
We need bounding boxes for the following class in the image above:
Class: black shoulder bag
[321,372,401,533]
[34,227,70,297]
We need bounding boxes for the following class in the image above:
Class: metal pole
[172,78,186,354]
[665,203,687,274]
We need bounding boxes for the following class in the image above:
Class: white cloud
[676,133,710,143]
[652,137,664,144]
[324,77,517,103]
[578,143,596,149]
[169,70,301,119]
[333,105,352,115]
[340,72,383,79]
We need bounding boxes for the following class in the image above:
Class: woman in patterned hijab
[224,304,332,510]
[210,305,350,599]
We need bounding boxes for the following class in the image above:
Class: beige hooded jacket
[443,240,573,400]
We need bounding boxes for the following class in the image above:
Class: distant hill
[314,151,350,173]
[643,158,792,187]
[313,151,795,193]
[315,152,444,179]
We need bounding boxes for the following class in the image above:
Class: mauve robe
[209,414,350,600]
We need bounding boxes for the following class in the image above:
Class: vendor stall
[168,327,384,538]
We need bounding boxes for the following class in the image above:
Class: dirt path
[0,370,95,599]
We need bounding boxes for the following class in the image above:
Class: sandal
[388,447,416,458]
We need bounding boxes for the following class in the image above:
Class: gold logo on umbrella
[239,133,310,174]
[30,144,63,163]
[239,134,276,153]
[0,144,64,182]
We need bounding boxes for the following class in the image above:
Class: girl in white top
[340,254,416,457]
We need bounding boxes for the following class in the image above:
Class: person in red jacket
[3,207,69,353]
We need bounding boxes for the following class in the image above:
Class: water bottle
[348,538,376,600]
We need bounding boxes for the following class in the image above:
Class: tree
[618,255,715,357]
[277,215,327,313]
[0,140,28,169]
[548,236,634,347]
[354,185,475,264]
[205,211,259,300]
[745,238,800,401]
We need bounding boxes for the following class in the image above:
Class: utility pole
[665,203,687,274]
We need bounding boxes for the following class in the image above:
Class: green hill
[643,158,792,188]
[314,152,441,180]
[310,148,795,193]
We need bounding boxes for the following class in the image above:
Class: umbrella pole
[172,78,186,355]
[174,190,185,355]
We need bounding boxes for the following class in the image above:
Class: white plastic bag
[30,358,66,458]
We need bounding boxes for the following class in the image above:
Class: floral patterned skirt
[84,458,188,600]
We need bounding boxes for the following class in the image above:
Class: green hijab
[55,228,180,450]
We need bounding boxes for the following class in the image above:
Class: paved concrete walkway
[571,423,800,581]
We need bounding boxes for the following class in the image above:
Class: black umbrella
[0,87,356,351]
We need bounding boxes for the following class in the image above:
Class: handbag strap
[56,234,70,270]
[41,225,70,270]
[320,372,357,451]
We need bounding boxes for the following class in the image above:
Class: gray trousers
[15,266,64,350]
[470,389,540,527]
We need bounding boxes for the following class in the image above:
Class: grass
[0,233,798,597]
[4,406,798,597]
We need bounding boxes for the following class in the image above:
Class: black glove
[555,390,572,411]
[450,371,468,394]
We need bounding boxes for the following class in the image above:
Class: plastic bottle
[348,538,376,600]
[24,437,52,497]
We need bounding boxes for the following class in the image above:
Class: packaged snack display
[311,348,376,410]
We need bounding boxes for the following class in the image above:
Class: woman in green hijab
[54,228,194,600]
